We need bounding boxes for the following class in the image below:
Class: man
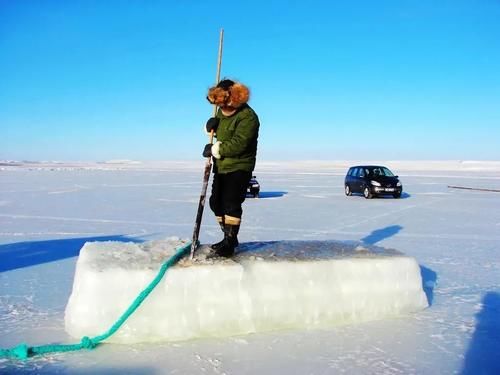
[202,79,260,257]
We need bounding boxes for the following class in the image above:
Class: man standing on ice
[202,79,260,258]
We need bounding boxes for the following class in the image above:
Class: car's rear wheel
[345,184,352,196]
[363,187,373,199]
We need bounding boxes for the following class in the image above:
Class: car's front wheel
[393,192,401,199]
[345,184,352,196]
[363,187,373,199]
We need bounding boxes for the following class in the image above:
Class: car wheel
[345,184,352,196]
[363,187,373,199]
[393,192,401,199]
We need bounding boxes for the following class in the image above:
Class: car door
[345,167,356,191]
[356,167,367,192]
[352,167,362,192]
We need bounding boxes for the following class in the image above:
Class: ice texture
[64,238,428,343]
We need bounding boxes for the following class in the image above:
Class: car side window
[353,168,359,177]
[359,168,365,178]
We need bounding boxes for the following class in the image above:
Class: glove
[202,143,212,158]
[205,117,219,133]
[202,142,222,159]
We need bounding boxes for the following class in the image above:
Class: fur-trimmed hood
[206,79,250,108]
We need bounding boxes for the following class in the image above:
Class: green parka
[214,103,260,173]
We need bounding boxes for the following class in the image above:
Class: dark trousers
[209,170,252,221]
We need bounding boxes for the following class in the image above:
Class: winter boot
[211,220,226,250]
[209,224,239,258]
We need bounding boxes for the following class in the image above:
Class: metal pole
[190,29,224,259]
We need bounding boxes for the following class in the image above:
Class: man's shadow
[0,235,142,272]
[360,225,403,245]
[249,191,287,199]
[462,292,500,375]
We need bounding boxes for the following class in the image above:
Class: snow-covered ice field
[1,160,499,374]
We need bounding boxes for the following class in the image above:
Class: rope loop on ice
[0,241,191,360]
[80,336,96,349]
[0,343,30,360]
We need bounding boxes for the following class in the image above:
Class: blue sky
[1,0,499,161]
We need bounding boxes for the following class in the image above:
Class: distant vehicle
[247,176,260,198]
[345,165,402,199]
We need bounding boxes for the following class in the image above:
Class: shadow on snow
[350,191,411,199]
[0,235,142,273]
[462,292,500,375]
[250,191,288,199]
[361,225,403,245]
[1,364,157,375]
[420,266,437,306]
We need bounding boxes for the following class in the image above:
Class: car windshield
[367,167,395,177]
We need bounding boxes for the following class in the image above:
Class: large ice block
[64,238,428,343]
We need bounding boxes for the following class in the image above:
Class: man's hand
[205,117,219,133]
[202,144,212,157]
[202,142,222,159]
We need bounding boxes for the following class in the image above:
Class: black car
[345,165,402,199]
[247,176,260,198]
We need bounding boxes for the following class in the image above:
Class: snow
[1,160,499,374]
[65,239,427,343]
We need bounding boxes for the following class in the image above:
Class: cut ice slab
[64,238,428,344]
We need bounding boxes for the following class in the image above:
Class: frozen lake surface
[1,160,499,374]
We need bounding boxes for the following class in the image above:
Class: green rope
[0,241,192,360]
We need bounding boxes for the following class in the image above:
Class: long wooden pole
[190,29,224,259]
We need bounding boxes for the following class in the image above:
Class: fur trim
[211,141,222,159]
[206,81,250,108]
[207,87,230,107]
[227,83,250,108]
